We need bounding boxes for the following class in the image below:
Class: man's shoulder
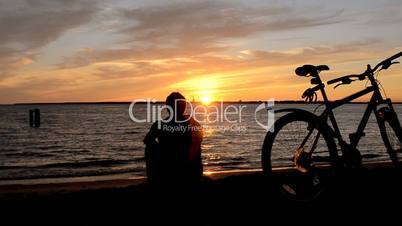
[187,116,201,126]
[186,116,203,140]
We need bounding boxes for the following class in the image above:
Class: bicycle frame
[315,66,394,151]
[271,51,402,167]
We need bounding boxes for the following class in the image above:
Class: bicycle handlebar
[372,51,402,72]
[327,51,402,86]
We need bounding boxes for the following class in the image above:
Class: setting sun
[201,96,212,105]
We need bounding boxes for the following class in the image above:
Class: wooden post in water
[34,108,40,128]
[29,110,34,127]
[29,108,40,128]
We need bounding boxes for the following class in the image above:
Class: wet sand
[1,162,401,224]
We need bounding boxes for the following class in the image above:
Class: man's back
[144,92,203,184]
[144,116,203,183]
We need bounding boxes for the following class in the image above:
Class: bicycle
[262,51,402,201]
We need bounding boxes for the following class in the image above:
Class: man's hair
[166,92,186,117]
[166,92,185,107]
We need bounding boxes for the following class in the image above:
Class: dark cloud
[58,1,345,69]
[0,0,97,51]
[0,0,98,79]
[120,1,343,44]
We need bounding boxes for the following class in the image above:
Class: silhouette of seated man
[144,92,203,185]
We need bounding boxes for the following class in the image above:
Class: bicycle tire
[262,110,339,201]
[378,107,402,167]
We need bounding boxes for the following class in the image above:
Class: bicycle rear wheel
[262,111,339,201]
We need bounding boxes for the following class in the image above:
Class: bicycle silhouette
[262,52,402,201]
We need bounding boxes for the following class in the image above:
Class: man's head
[166,92,186,118]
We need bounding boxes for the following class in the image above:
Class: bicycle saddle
[295,65,330,77]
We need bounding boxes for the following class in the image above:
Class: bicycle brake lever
[334,83,342,89]
[334,78,356,89]
[302,88,317,102]
[304,93,316,103]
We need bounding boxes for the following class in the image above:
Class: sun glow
[201,95,212,105]
[169,76,220,104]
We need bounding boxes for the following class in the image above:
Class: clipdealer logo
[128,98,275,132]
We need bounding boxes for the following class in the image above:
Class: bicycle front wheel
[378,107,402,167]
[262,111,338,201]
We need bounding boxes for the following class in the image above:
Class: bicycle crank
[294,147,313,173]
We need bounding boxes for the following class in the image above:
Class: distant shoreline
[7,100,402,105]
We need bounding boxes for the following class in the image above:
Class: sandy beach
[1,162,401,224]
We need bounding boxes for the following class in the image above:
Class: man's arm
[144,122,159,180]
[144,122,158,145]
[188,118,203,161]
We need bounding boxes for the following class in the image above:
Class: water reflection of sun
[202,125,214,137]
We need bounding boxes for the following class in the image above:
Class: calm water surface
[0,103,401,180]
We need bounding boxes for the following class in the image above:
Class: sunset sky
[1,0,402,104]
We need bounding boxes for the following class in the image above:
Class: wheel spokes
[271,120,330,169]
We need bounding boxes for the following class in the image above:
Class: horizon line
[2,100,398,105]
